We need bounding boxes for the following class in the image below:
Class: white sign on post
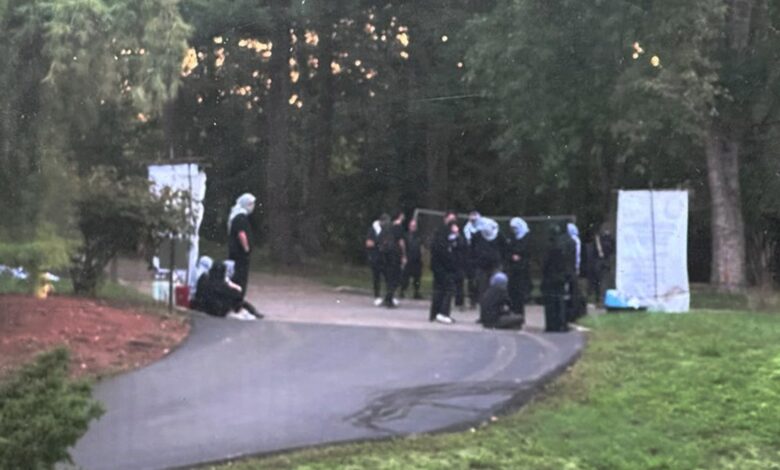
[148,164,207,292]
[616,190,690,312]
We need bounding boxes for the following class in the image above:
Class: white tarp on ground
[148,164,207,291]
[616,190,690,312]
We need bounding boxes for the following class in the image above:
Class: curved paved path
[69,269,585,470]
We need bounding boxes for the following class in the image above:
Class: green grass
[209,310,780,470]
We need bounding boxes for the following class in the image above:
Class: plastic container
[175,285,190,308]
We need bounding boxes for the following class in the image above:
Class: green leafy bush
[70,167,189,295]
[0,349,104,469]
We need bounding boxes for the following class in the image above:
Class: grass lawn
[210,310,780,470]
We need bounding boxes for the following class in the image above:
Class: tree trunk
[703,0,754,291]
[426,120,449,209]
[705,127,746,291]
[300,9,335,254]
[265,1,294,265]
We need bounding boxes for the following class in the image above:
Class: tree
[466,0,780,290]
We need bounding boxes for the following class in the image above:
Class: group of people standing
[366,210,614,332]
[191,193,263,321]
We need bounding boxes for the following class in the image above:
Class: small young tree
[70,168,188,296]
[0,348,104,469]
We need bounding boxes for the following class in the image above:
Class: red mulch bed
[0,294,189,379]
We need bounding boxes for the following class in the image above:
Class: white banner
[148,164,207,290]
[616,190,689,312]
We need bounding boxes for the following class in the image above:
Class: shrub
[0,348,104,469]
[70,167,189,295]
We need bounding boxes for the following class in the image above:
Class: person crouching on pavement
[480,272,524,330]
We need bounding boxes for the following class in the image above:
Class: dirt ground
[0,294,189,379]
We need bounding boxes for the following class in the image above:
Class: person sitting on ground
[192,260,263,320]
[480,272,524,330]
[190,255,213,310]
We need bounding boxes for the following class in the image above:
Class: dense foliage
[71,168,189,295]
[0,349,104,469]
[0,0,778,287]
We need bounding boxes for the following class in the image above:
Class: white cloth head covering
[195,256,213,278]
[463,212,481,243]
[477,217,499,242]
[228,193,256,233]
[490,271,508,288]
[567,222,581,274]
[510,217,530,240]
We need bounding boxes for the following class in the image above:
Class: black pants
[370,259,383,298]
[508,270,528,316]
[543,283,568,332]
[231,257,250,298]
[588,261,606,304]
[430,270,455,320]
[466,266,478,307]
[382,253,401,305]
[475,268,491,304]
[566,276,584,322]
[453,270,465,306]
[401,260,422,297]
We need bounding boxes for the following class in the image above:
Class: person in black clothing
[463,211,481,308]
[507,217,532,316]
[377,212,406,308]
[565,222,585,322]
[586,228,614,304]
[227,193,256,296]
[480,272,524,329]
[365,218,384,305]
[429,212,459,324]
[452,229,469,309]
[542,224,569,332]
[400,218,423,299]
[473,217,506,302]
[192,260,263,319]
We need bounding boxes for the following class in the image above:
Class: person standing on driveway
[429,212,459,324]
[227,193,256,297]
[507,217,532,317]
[366,218,384,306]
[542,224,569,332]
[377,212,406,308]
[400,218,423,299]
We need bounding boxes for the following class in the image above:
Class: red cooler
[175,285,190,308]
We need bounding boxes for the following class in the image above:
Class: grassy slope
[212,311,780,470]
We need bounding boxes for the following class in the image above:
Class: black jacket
[480,284,512,327]
[430,225,458,274]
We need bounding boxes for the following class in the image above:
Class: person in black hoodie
[400,218,423,299]
[377,212,406,308]
[542,224,569,332]
[429,212,459,324]
[480,272,524,329]
[507,217,532,316]
[192,260,263,319]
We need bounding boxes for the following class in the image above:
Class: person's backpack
[377,223,396,254]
